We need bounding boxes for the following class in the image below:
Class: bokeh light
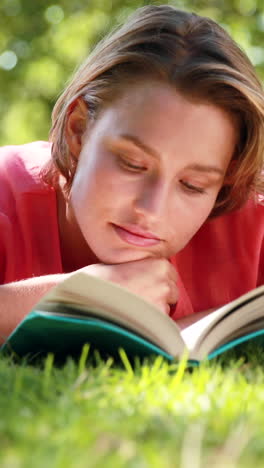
[0,50,17,70]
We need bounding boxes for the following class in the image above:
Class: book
[2,272,264,361]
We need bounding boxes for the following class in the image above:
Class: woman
[0,5,263,342]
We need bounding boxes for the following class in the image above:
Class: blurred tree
[0,0,264,145]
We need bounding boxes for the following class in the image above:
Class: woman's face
[66,81,237,264]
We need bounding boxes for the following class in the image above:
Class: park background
[0,0,264,146]
[2,2,264,467]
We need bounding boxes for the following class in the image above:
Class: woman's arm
[0,258,178,345]
[0,257,178,344]
[0,274,69,344]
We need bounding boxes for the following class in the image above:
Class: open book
[2,272,264,361]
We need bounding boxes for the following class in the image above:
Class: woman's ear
[65,97,88,158]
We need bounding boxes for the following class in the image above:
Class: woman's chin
[97,249,154,265]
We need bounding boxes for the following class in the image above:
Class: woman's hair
[46,4,264,217]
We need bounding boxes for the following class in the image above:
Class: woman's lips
[112,224,161,247]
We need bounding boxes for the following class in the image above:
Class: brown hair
[46,4,264,217]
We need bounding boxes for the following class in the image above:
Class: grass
[1,344,264,468]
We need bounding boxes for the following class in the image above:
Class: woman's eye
[180,180,206,194]
[119,156,147,172]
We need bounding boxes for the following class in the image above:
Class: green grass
[1,344,264,468]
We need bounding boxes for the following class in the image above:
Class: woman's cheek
[178,206,211,244]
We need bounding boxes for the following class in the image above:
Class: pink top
[0,141,263,319]
[0,142,62,283]
[172,198,264,319]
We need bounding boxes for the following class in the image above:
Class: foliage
[1,345,264,467]
[1,0,264,145]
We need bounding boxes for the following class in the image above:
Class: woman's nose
[133,178,169,219]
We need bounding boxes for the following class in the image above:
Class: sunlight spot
[0,50,17,70]
[44,5,64,25]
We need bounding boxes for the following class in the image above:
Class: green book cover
[2,310,264,362]
[1,310,173,361]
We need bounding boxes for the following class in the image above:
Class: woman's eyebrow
[119,134,160,159]
[185,164,225,176]
[119,134,225,175]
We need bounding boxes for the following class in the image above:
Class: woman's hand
[78,258,178,315]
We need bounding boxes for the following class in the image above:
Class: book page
[35,272,185,357]
[182,285,264,359]
[181,307,227,352]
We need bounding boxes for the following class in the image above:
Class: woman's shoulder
[0,142,61,283]
[200,198,264,248]
[0,141,51,175]
[229,197,264,223]
[0,141,53,217]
